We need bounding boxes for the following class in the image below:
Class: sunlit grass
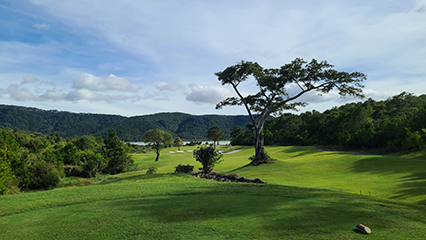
[3,145,426,239]
[2,177,426,239]
[132,145,426,204]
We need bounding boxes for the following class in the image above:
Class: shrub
[64,165,84,177]
[185,140,202,146]
[146,167,157,174]
[193,146,222,173]
[174,164,194,173]
[26,161,61,190]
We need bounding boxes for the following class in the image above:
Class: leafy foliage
[0,105,250,141]
[103,130,133,173]
[174,164,194,173]
[173,137,183,150]
[0,128,135,195]
[143,129,173,161]
[193,146,223,173]
[146,167,157,174]
[232,92,426,152]
[206,126,226,148]
[216,58,366,162]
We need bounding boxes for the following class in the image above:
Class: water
[129,141,231,146]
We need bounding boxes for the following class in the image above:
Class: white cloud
[185,85,231,104]
[22,75,39,84]
[7,84,38,101]
[156,81,184,91]
[143,91,169,101]
[33,23,50,30]
[39,90,65,101]
[73,73,141,92]
[2,0,426,116]
[65,89,142,103]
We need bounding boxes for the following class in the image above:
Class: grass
[2,145,426,239]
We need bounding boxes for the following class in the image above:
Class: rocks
[191,172,267,184]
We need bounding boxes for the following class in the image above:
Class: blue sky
[1,0,426,116]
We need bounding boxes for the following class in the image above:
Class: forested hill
[0,105,251,141]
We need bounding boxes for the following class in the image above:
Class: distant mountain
[0,104,251,141]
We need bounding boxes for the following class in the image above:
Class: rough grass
[2,145,426,239]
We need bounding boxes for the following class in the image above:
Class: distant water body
[130,141,231,146]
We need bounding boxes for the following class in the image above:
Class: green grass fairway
[1,145,426,239]
[133,145,426,204]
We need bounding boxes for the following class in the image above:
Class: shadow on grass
[351,156,426,203]
[277,146,345,159]
[390,172,426,204]
[103,183,426,237]
[96,173,187,185]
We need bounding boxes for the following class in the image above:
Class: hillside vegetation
[1,146,426,239]
[0,105,250,141]
[234,92,426,153]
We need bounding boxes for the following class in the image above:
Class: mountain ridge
[0,104,251,141]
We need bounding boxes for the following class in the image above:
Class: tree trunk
[155,148,160,161]
[253,128,266,161]
[356,224,371,234]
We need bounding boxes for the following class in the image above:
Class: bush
[185,140,202,146]
[193,146,223,173]
[146,167,157,174]
[64,165,84,177]
[26,161,61,190]
[174,164,194,173]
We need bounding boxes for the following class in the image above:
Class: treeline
[0,105,251,141]
[0,128,134,195]
[232,92,426,152]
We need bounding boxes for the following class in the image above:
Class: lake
[129,141,231,146]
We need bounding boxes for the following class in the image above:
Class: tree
[143,129,173,161]
[206,126,226,149]
[174,137,184,151]
[193,146,222,174]
[103,130,133,173]
[215,58,366,164]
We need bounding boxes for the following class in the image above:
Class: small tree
[143,129,173,161]
[193,146,223,174]
[103,130,133,174]
[207,126,226,149]
[174,137,184,151]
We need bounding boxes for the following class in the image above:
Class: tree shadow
[104,183,426,238]
[350,156,426,203]
[278,146,345,159]
[96,173,178,185]
[390,172,426,204]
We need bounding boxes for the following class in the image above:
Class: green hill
[0,105,251,141]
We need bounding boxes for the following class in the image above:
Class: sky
[1,0,426,117]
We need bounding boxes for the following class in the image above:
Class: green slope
[0,105,251,141]
[2,146,426,239]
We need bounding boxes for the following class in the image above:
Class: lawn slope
[1,146,426,239]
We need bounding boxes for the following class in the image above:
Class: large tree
[143,129,173,161]
[215,58,366,164]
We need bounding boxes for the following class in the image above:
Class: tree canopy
[230,92,426,153]
[143,129,173,161]
[216,58,366,164]
[173,137,184,151]
[0,106,251,141]
[206,126,226,149]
